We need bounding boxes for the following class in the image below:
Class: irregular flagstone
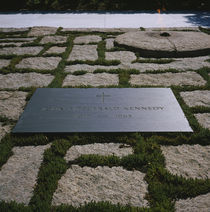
[106,38,114,49]
[65,143,133,162]
[74,35,102,44]
[0,59,10,69]
[0,73,54,89]
[0,47,43,56]
[0,42,30,47]
[0,144,51,205]
[28,26,57,36]
[44,46,66,54]
[0,123,11,142]
[125,56,210,72]
[64,64,120,73]
[0,91,27,120]
[161,144,210,179]
[16,57,61,70]
[0,37,36,41]
[40,36,67,44]
[194,113,210,130]
[68,45,98,61]
[180,90,210,107]
[146,27,199,32]
[105,51,137,64]
[63,73,119,87]
[130,72,206,86]
[52,165,148,207]
[0,28,29,33]
[175,193,210,212]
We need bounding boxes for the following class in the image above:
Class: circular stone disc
[115,31,210,57]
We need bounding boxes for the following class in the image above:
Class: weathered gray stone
[0,123,11,142]
[161,145,210,179]
[0,144,51,205]
[175,193,210,212]
[74,35,102,44]
[0,28,29,33]
[61,28,138,33]
[0,47,43,56]
[0,73,54,89]
[0,59,10,69]
[16,57,61,70]
[180,90,210,107]
[0,42,29,47]
[130,72,206,86]
[64,64,120,73]
[65,143,133,162]
[126,56,210,72]
[28,26,57,36]
[146,27,199,32]
[63,73,119,87]
[44,46,66,54]
[68,45,98,61]
[52,165,148,207]
[106,38,115,49]
[195,113,210,130]
[0,91,27,120]
[0,38,36,41]
[40,36,67,44]
[105,51,136,64]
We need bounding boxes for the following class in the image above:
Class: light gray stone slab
[0,38,36,41]
[180,90,210,107]
[0,73,54,89]
[161,145,210,179]
[0,144,51,205]
[68,45,98,61]
[105,51,136,64]
[0,91,27,120]
[52,165,148,207]
[0,123,11,142]
[64,64,120,73]
[44,46,66,54]
[65,143,133,162]
[0,28,29,33]
[0,42,29,47]
[106,38,114,49]
[74,35,102,44]
[195,113,210,130]
[175,193,210,212]
[63,73,119,87]
[146,27,199,32]
[0,59,10,69]
[16,57,61,70]
[40,36,67,44]
[126,56,210,72]
[130,72,206,87]
[28,26,57,36]
[0,47,43,56]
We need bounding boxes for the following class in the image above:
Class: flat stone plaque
[12,88,193,133]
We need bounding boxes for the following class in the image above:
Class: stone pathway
[0,26,209,211]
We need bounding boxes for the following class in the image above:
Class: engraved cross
[96,92,111,103]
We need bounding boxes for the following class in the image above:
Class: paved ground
[0,26,209,211]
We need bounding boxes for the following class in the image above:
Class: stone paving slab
[0,91,27,120]
[0,47,43,56]
[175,193,210,212]
[52,165,148,207]
[0,37,36,41]
[0,28,29,33]
[146,27,199,32]
[28,26,57,36]
[180,90,210,107]
[68,45,98,61]
[74,35,102,44]
[161,144,210,179]
[105,51,137,64]
[63,73,119,87]
[0,42,30,47]
[0,123,11,142]
[130,72,206,86]
[40,36,67,44]
[0,59,10,69]
[0,73,54,89]
[105,38,114,49]
[65,143,133,162]
[64,64,120,73]
[194,113,210,130]
[44,46,66,55]
[0,144,51,205]
[16,57,61,70]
